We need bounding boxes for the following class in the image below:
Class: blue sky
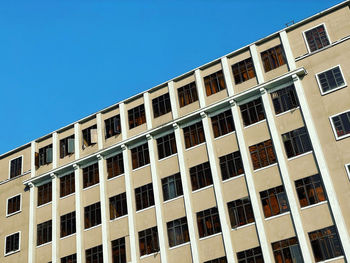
[0,0,342,154]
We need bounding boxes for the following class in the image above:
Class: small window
[60,135,75,159]
[272,237,303,263]
[106,153,124,179]
[128,104,146,129]
[178,81,198,107]
[240,98,265,127]
[60,172,75,198]
[295,174,326,208]
[330,110,350,139]
[105,115,121,139]
[190,162,213,191]
[162,173,183,201]
[237,246,264,263]
[37,220,52,246]
[260,185,289,218]
[197,207,221,238]
[86,245,103,263]
[38,182,52,206]
[109,192,127,220]
[204,70,226,96]
[316,66,346,95]
[139,226,159,256]
[82,125,97,148]
[346,163,350,180]
[38,144,53,167]
[152,93,171,118]
[61,254,77,263]
[304,24,330,53]
[9,156,22,179]
[156,132,177,160]
[84,202,101,229]
[204,257,227,263]
[131,143,150,169]
[167,217,189,247]
[249,139,276,170]
[83,163,99,188]
[135,183,154,211]
[111,237,126,263]
[261,44,286,72]
[5,232,20,255]
[232,57,256,85]
[7,194,21,216]
[271,85,299,115]
[211,109,235,138]
[227,197,254,228]
[219,151,244,181]
[60,211,76,238]
[183,121,206,149]
[282,127,312,158]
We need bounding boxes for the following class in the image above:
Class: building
[1,1,350,262]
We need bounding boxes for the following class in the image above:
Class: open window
[60,135,75,158]
[37,144,53,167]
[82,125,97,148]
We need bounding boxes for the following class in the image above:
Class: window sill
[335,132,350,141]
[275,107,300,117]
[192,184,213,194]
[110,214,128,222]
[169,241,190,250]
[132,163,151,172]
[318,256,344,263]
[140,251,159,259]
[214,131,236,141]
[253,163,277,173]
[222,174,245,184]
[60,192,75,200]
[232,222,255,230]
[163,195,183,204]
[244,119,266,129]
[199,232,222,241]
[287,151,313,161]
[265,211,290,221]
[300,200,328,211]
[320,85,347,96]
[4,249,20,257]
[36,241,52,248]
[37,201,52,209]
[185,142,206,151]
[60,233,76,240]
[107,173,125,182]
[84,224,101,232]
[136,205,155,214]
[6,210,22,217]
[159,153,178,162]
[83,183,100,191]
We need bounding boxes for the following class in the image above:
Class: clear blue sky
[0,0,342,154]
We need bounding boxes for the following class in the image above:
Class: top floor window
[152,93,171,118]
[240,98,265,127]
[128,104,146,129]
[105,115,121,139]
[82,125,97,148]
[316,66,346,95]
[178,82,198,107]
[204,70,226,96]
[38,144,53,167]
[271,85,299,115]
[183,121,205,149]
[10,156,22,178]
[60,135,75,159]
[304,24,330,53]
[232,57,255,85]
[261,44,286,72]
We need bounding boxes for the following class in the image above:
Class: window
[178,81,198,107]
[139,226,159,256]
[271,85,299,115]
[346,163,350,180]
[190,162,213,191]
[60,211,76,238]
[204,257,227,263]
[152,93,171,118]
[82,125,97,148]
[211,110,235,138]
[317,66,346,95]
[309,226,343,262]
[304,24,330,53]
[61,254,77,263]
[282,127,312,158]
[240,98,265,126]
[128,104,146,129]
[183,121,205,149]
[237,246,264,263]
[109,192,127,220]
[9,156,22,178]
[83,163,99,188]
[204,70,226,96]
[60,172,75,197]
[131,143,150,169]
[249,139,276,170]
[167,217,189,247]
[135,183,154,211]
[330,110,350,139]
[272,237,303,263]
[157,133,177,159]
[232,57,256,85]
[107,153,124,179]
[37,220,52,246]
[260,185,289,218]
[5,232,20,255]
[38,144,53,166]
[219,151,244,180]
[86,245,103,263]
[105,115,121,139]
[84,202,101,229]
[7,194,21,216]
[60,135,75,158]
[295,174,326,208]
[162,173,183,201]
[227,197,254,228]
[261,45,286,72]
[197,207,221,238]
[38,182,52,206]
[112,237,126,263]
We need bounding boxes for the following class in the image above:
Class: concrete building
[1,1,350,262]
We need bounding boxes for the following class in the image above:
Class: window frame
[60,171,75,198]
[240,97,265,127]
[249,139,277,170]
[128,104,146,129]
[272,237,303,263]
[295,174,327,208]
[302,23,331,54]
[86,245,103,263]
[138,226,159,256]
[260,185,290,218]
[227,197,255,228]
[106,153,124,179]
[204,257,227,263]
[152,93,172,118]
[82,162,99,189]
[329,109,350,140]
[345,163,350,180]
[135,183,155,211]
[109,192,127,220]
[37,220,52,246]
[237,246,264,263]
[189,162,213,191]
[84,202,102,229]
[282,126,313,159]
[231,57,256,85]
[60,211,76,238]
[111,237,126,263]
[6,193,22,217]
[104,115,121,139]
[37,182,52,207]
[196,207,222,238]
[211,109,235,138]
[61,253,77,263]
[260,44,286,72]
[156,132,177,160]
[8,155,23,179]
[59,135,75,159]
[315,65,347,95]
[203,70,227,96]
[167,217,189,247]
[271,84,299,115]
[177,81,198,107]
[183,121,206,149]
[219,151,244,181]
[82,125,98,148]
[4,231,21,256]
[162,173,183,202]
[131,143,150,170]
[38,144,53,167]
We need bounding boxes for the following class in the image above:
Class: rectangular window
[84,202,101,229]
[261,44,286,72]
[190,162,213,191]
[219,151,244,180]
[330,110,350,139]
[107,153,124,179]
[152,93,171,118]
[272,237,303,263]
[60,135,75,158]
[61,254,77,263]
[135,183,154,211]
[162,173,183,201]
[240,98,265,126]
[5,232,20,255]
[86,245,103,263]
[178,81,198,107]
[271,85,299,115]
[317,66,346,95]
[128,104,146,129]
[38,144,53,166]
[197,207,221,238]
[260,185,289,218]
[204,257,227,263]
[7,194,21,216]
[109,192,127,220]
[309,226,343,262]
[9,156,22,178]
[237,246,264,263]
[204,70,226,96]
[157,132,177,159]
[211,109,235,138]
[60,211,76,238]
[183,121,205,149]
[111,237,126,263]
[83,163,99,188]
[105,115,121,139]
[227,197,254,228]
[295,174,326,208]
[304,24,330,53]
[82,125,97,148]
[282,127,312,158]
[249,139,276,170]
[232,57,255,85]
[139,226,159,256]
[38,182,52,206]
[131,143,150,169]
[167,217,189,247]
[37,220,52,246]
[60,172,75,197]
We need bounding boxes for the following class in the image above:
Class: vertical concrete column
[168,81,179,119]
[96,113,104,150]
[74,123,81,159]
[195,69,206,108]
[119,103,128,141]
[221,57,234,97]
[143,92,153,130]
[51,173,59,263]
[31,141,36,178]
[279,31,296,71]
[200,112,236,263]
[249,44,264,84]
[28,182,36,263]
[52,132,58,169]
